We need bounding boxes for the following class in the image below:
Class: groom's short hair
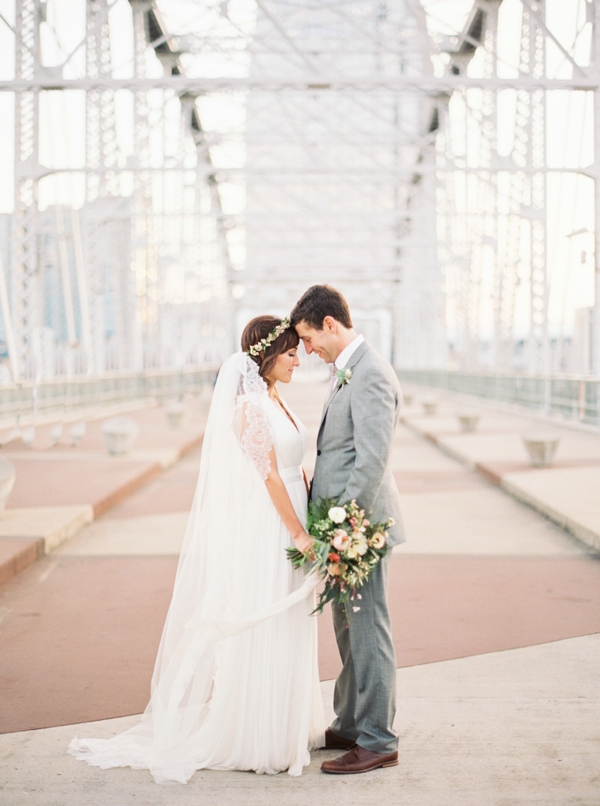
[290,285,353,330]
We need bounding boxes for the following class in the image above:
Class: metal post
[55,207,77,347]
[593,1,600,376]
[85,0,121,374]
[70,209,94,373]
[12,0,42,378]
[0,248,20,380]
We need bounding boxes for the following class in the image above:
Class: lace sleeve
[234,397,274,481]
[232,357,274,481]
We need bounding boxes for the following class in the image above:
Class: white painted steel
[1,0,598,411]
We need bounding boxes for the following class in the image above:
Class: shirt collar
[335,334,364,370]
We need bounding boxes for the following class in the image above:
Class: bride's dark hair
[241,315,300,386]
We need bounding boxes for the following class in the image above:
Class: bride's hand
[293,531,315,559]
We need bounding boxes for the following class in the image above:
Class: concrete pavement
[0,379,598,804]
[0,398,207,586]
[2,636,598,806]
[400,384,600,551]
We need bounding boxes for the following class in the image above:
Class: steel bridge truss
[1,0,599,378]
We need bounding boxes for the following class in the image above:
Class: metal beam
[1,76,598,92]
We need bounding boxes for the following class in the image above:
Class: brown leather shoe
[321,745,398,774]
[320,728,356,750]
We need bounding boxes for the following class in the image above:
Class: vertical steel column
[592,0,600,376]
[526,0,548,375]
[497,74,529,368]
[84,0,119,372]
[12,0,42,379]
[55,205,77,376]
[495,2,534,372]
[0,248,20,380]
[470,6,499,370]
[70,209,94,372]
[86,0,118,201]
[130,0,158,368]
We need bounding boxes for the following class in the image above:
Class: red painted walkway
[1,548,600,733]
[1,383,598,736]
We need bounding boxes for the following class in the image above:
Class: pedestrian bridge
[0,377,598,805]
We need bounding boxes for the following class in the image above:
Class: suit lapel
[320,368,336,418]
[317,341,370,439]
[321,376,342,419]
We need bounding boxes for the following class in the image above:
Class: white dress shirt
[335,333,364,371]
[328,334,364,394]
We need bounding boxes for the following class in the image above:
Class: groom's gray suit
[311,340,404,754]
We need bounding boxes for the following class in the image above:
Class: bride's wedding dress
[69,353,324,783]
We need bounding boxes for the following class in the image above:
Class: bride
[69,315,325,783]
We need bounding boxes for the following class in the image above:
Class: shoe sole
[321,759,398,775]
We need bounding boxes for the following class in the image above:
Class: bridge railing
[396,370,600,428]
[0,367,219,421]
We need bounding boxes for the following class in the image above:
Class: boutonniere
[336,368,352,387]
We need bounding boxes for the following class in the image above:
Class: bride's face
[267,347,300,384]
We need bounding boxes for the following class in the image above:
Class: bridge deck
[0,380,598,805]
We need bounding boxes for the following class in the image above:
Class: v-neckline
[269,397,299,433]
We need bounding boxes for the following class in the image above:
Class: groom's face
[295,320,339,364]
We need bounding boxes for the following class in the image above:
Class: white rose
[328,506,347,524]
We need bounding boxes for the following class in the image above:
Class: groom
[291,284,405,775]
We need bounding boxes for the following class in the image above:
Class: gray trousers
[330,552,398,753]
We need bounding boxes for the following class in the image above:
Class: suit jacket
[311,341,405,547]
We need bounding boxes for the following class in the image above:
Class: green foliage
[285,496,392,620]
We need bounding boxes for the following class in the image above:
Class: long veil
[69,352,319,784]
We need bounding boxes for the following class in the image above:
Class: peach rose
[328,563,342,576]
[370,532,386,549]
[332,529,350,551]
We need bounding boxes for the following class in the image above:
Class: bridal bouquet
[286,497,393,617]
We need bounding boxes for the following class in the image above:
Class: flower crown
[246,317,291,357]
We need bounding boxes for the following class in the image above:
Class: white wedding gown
[69,353,325,783]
